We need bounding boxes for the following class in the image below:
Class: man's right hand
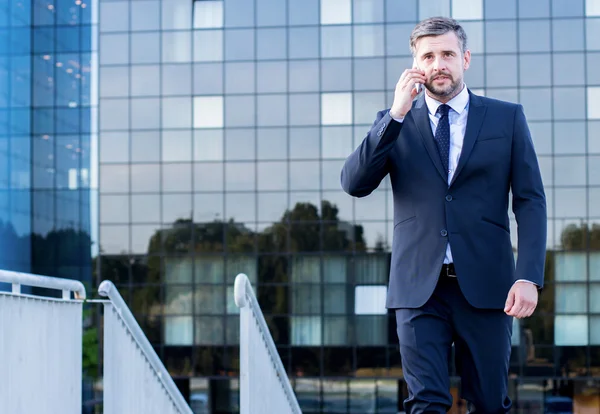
[389,69,426,119]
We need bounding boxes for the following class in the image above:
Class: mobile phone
[412,58,421,93]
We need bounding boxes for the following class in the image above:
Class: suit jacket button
[440,229,448,237]
[445,195,453,201]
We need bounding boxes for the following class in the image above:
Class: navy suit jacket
[341,90,547,310]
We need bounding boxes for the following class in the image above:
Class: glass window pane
[193,30,223,62]
[321,59,352,92]
[385,24,414,56]
[131,194,160,223]
[131,65,160,97]
[289,94,320,126]
[100,99,129,131]
[100,2,129,32]
[161,0,192,30]
[553,87,585,121]
[555,252,588,282]
[162,64,192,96]
[224,0,254,27]
[519,0,550,17]
[419,0,450,18]
[289,27,319,59]
[194,96,223,129]
[554,122,586,154]
[553,19,585,52]
[290,127,320,159]
[131,0,160,31]
[131,131,160,163]
[163,193,192,223]
[165,316,193,345]
[484,0,516,19]
[257,61,287,94]
[463,54,484,88]
[519,21,550,53]
[354,58,384,91]
[162,97,192,129]
[354,92,384,125]
[258,161,287,191]
[289,0,319,25]
[555,188,586,218]
[355,315,387,345]
[321,160,345,190]
[590,156,600,185]
[290,161,320,190]
[322,93,352,125]
[322,126,352,159]
[554,315,588,346]
[554,156,586,186]
[589,87,600,119]
[258,192,288,222]
[257,127,287,160]
[353,0,384,23]
[321,0,351,24]
[162,130,192,162]
[291,257,321,282]
[163,163,192,192]
[100,34,129,65]
[99,225,129,254]
[131,98,160,130]
[292,284,321,315]
[520,54,551,87]
[225,163,255,191]
[256,0,286,26]
[589,0,600,15]
[452,0,483,20]
[195,285,225,314]
[485,55,517,88]
[553,0,584,16]
[224,96,255,127]
[100,195,129,224]
[289,61,319,93]
[193,0,223,28]
[519,88,552,121]
[225,129,255,161]
[193,194,224,223]
[225,192,256,221]
[165,257,193,284]
[590,188,600,217]
[485,21,517,53]
[194,130,223,161]
[256,28,286,60]
[592,252,600,280]
[195,317,223,345]
[225,29,255,61]
[555,284,588,313]
[131,164,160,193]
[194,63,223,95]
[386,0,417,21]
[354,285,387,315]
[194,162,224,191]
[257,95,287,127]
[131,33,159,64]
[353,25,384,57]
[589,121,600,153]
[162,31,191,63]
[100,66,129,98]
[321,26,352,58]
[100,132,129,163]
[291,316,321,345]
[324,317,348,345]
[225,62,255,95]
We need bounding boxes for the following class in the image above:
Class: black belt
[441,263,457,278]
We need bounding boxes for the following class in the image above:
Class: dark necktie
[434,104,450,175]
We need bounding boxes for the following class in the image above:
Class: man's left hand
[504,281,538,318]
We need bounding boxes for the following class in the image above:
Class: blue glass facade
[0,0,94,285]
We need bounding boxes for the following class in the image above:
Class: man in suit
[341,17,546,413]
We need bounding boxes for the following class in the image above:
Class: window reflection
[193,30,223,62]
[131,0,160,31]
[321,59,352,92]
[322,93,352,126]
[321,0,351,24]
[257,28,286,60]
[321,26,352,58]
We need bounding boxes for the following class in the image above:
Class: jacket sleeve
[510,104,547,288]
[340,110,403,198]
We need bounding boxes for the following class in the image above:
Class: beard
[425,73,462,99]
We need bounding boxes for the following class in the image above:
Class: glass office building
[93,0,600,412]
[0,1,93,287]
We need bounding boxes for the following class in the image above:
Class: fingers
[399,69,426,87]
[505,292,537,319]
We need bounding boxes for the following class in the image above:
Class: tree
[560,222,600,250]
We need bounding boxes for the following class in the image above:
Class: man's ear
[463,49,471,71]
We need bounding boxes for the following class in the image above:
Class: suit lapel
[411,95,447,181]
[450,91,487,187]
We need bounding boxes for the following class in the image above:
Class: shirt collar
[424,82,469,116]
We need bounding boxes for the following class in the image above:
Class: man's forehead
[415,33,461,54]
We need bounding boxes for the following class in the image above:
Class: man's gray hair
[409,17,468,56]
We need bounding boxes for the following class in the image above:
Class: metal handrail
[234,273,302,414]
[98,280,193,414]
[0,269,86,299]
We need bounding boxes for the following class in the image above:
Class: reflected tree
[560,223,600,250]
